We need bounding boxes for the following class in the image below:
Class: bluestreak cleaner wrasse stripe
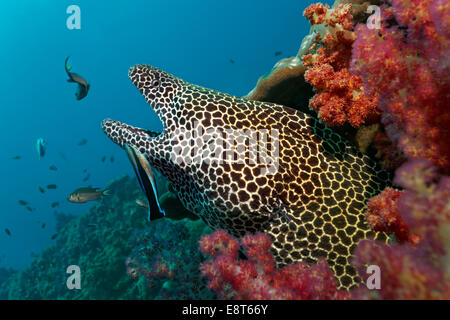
[124,144,165,221]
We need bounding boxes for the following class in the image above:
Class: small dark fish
[229,59,235,64]
[65,56,90,100]
[68,187,110,203]
[83,168,88,173]
[47,184,57,189]
[51,233,58,240]
[125,144,165,221]
[5,228,11,236]
[274,51,282,56]
[38,186,46,193]
[83,173,90,182]
[49,165,58,171]
[101,156,106,163]
[77,138,88,146]
[41,223,46,229]
[51,202,59,208]
[18,200,28,206]
[26,206,34,212]
[110,156,114,163]
[87,224,97,228]
[12,155,22,160]
[36,138,47,160]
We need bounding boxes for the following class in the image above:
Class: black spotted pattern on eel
[102,64,390,290]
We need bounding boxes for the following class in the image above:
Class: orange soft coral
[303,3,329,25]
[302,3,380,128]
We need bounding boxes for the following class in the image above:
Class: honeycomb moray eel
[102,65,390,289]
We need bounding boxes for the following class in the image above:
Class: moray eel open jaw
[102,64,391,290]
[102,64,182,143]
[102,64,183,157]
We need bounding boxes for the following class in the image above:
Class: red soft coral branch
[353,159,450,299]
[199,230,349,300]
[365,187,418,244]
[350,0,450,172]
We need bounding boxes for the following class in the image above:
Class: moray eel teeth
[102,64,390,290]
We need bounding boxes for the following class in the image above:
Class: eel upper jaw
[128,65,171,132]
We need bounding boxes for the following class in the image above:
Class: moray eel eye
[142,78,159,89]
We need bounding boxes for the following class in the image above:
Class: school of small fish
[4,57,115,240]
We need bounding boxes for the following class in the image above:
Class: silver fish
[68,187,110,203]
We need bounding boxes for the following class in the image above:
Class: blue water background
[0,0,332,270]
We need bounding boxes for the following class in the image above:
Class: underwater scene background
[0,0,448,300]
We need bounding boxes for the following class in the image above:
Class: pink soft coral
[353,159,450,299]
[350,0,450,172]
[199,230,349,300]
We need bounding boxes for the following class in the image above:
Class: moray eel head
[102,64,193,202]
[102,64,183,149]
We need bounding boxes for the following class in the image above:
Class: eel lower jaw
[101,118,162,149]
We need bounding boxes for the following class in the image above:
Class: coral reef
[0,175,213,299]
[371,130,406,170]
[199,230,349,300]
[352,160,450,299]
[243,0,449,300]
[0,176,150,299]
[364,186,426,245]
[54,211,77,233]
[246,0,388,154]
[364,187,411,244]
[125,219,214,299]
[324,0,450,299]
[302,3,380,129]
[0,262,15,299]
[1,0,448,301]
[350,0,450,172]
